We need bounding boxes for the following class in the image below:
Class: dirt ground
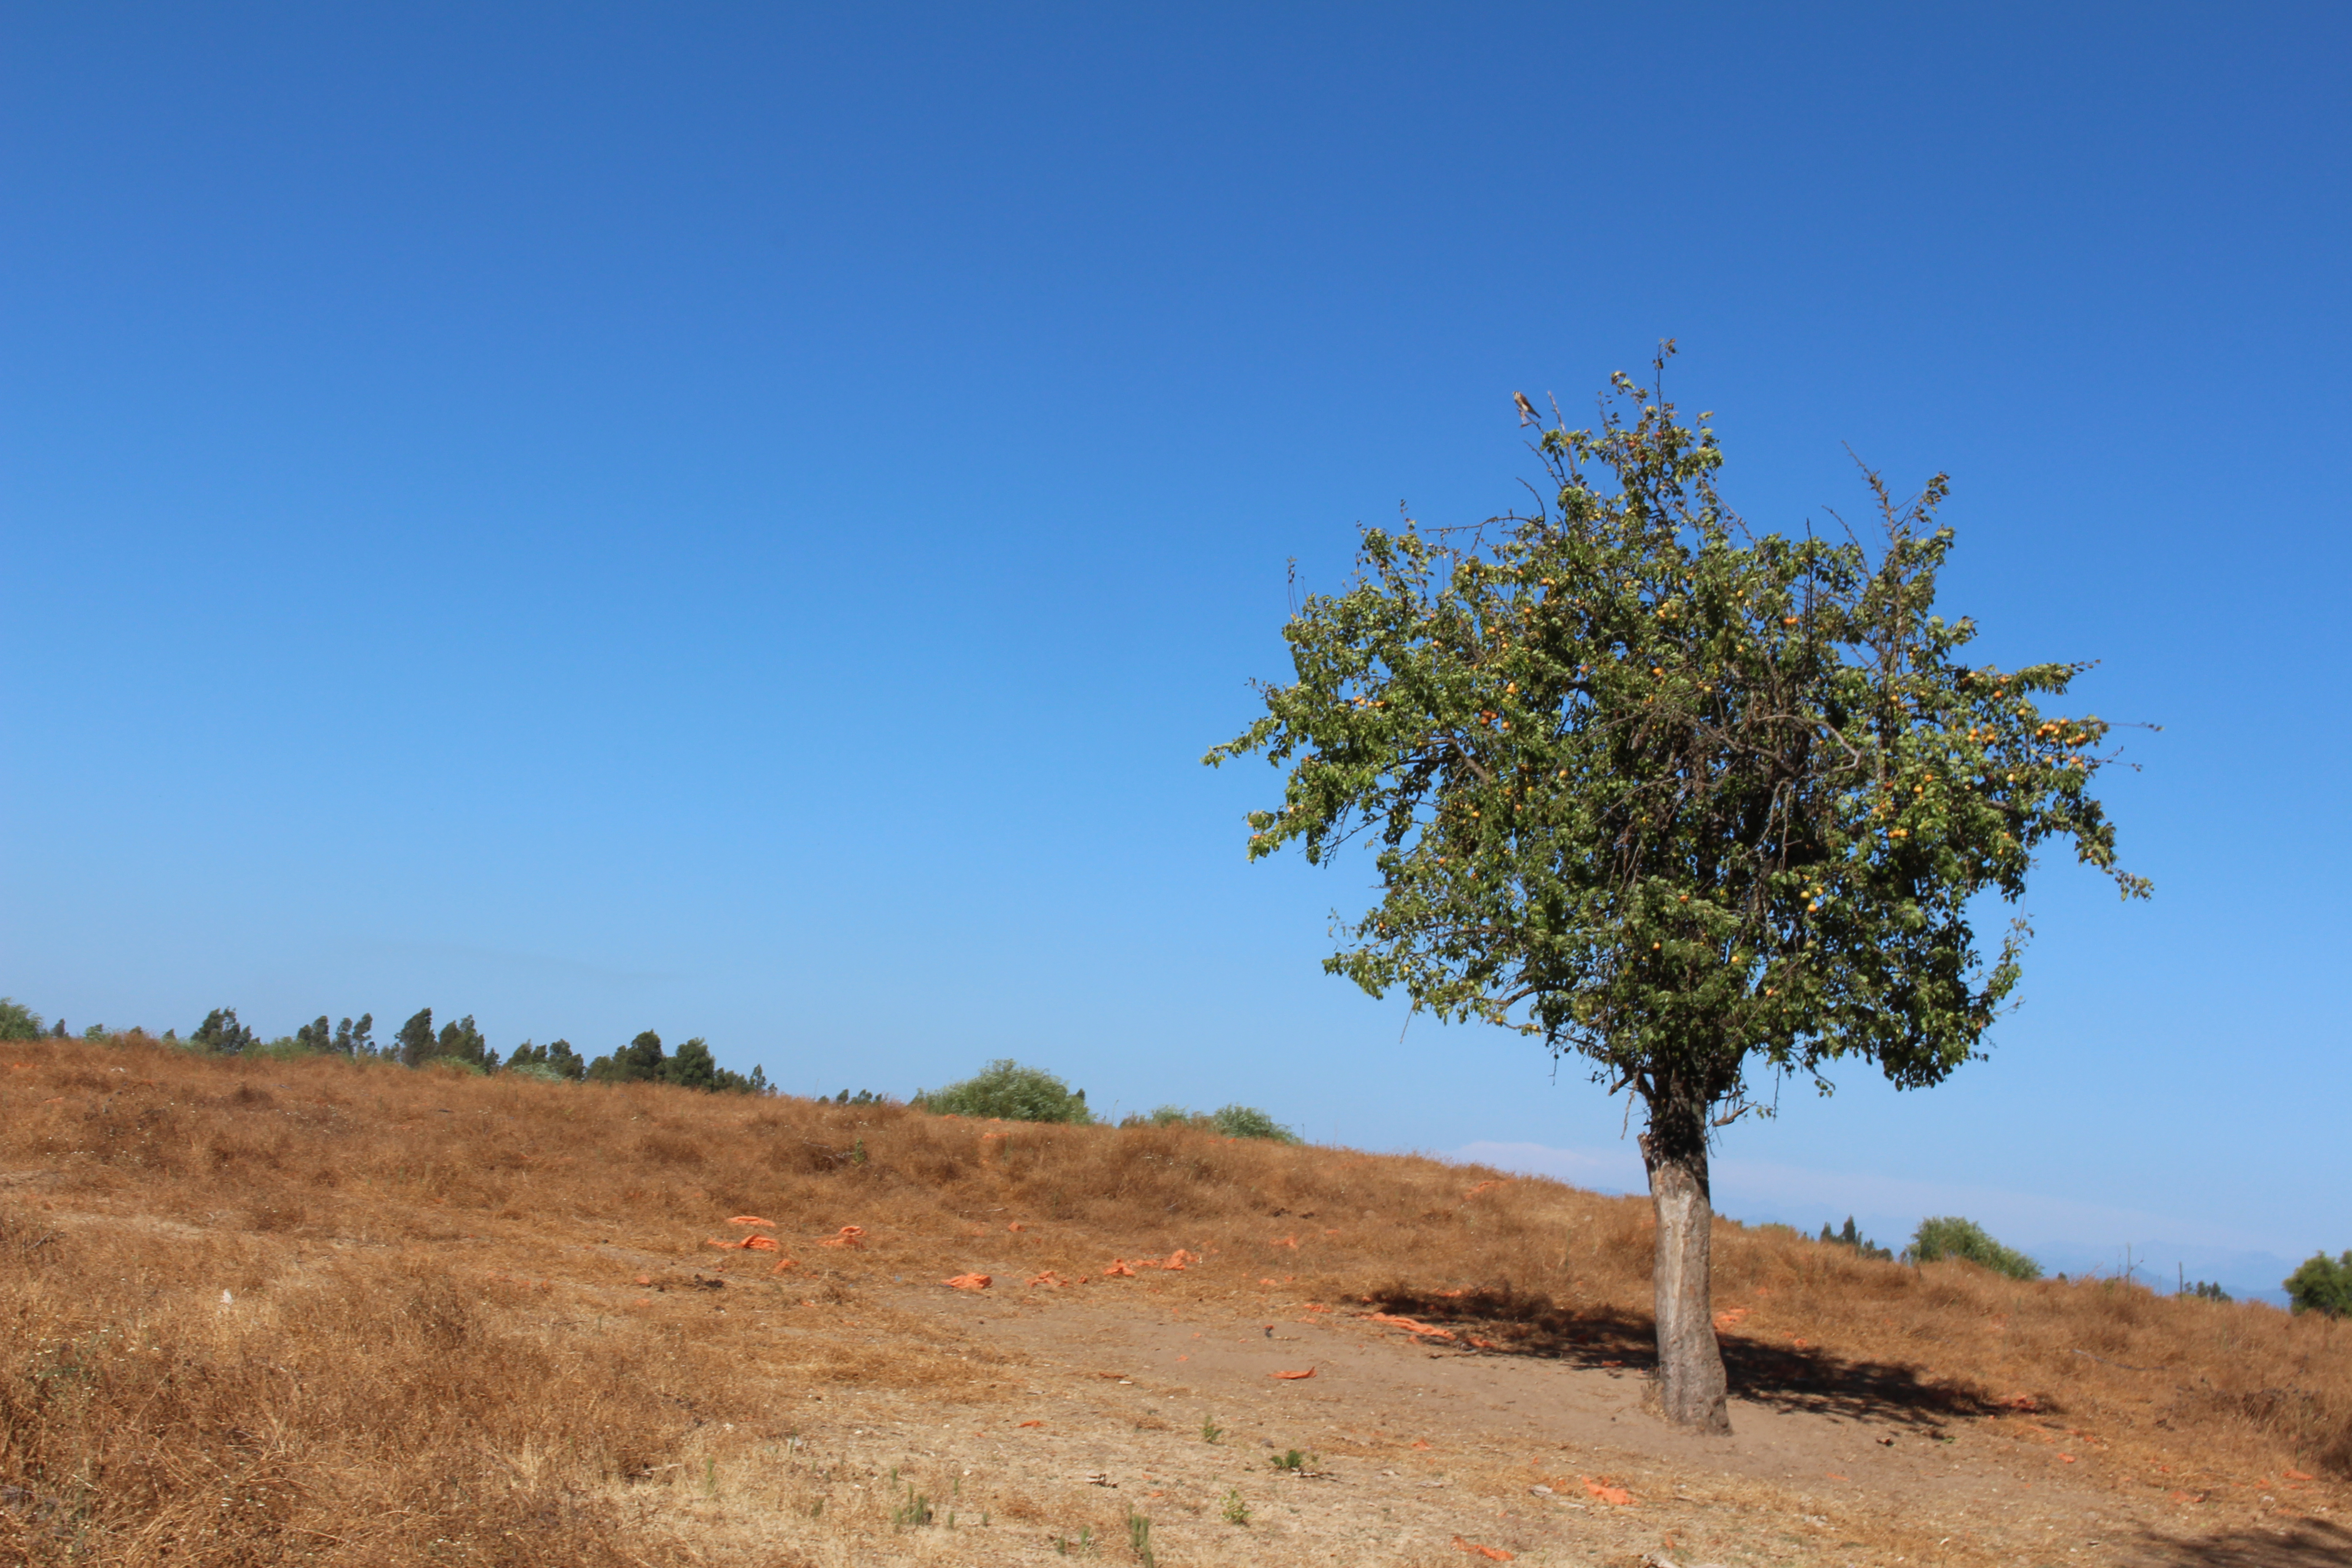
[556,1233,2347,1567]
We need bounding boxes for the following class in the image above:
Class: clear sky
[5,5,2346,1295]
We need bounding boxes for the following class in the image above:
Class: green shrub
[1117,1102,1299,1141]
[2186,1279,2233,1303]
[1908,1215,2042,1280]
[913,1059,1093,1124]
[1210,1104,1299,1142]
[2284,1251,2352,1318]
[0,999,42,1041]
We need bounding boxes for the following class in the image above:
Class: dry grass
[2,1034,2347,1563]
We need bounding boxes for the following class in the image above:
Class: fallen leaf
[1452,1535,1514,1561]
[944,1273,991,1291]
[1367,1311,1456,1340]
[1270,1367,1316,1380]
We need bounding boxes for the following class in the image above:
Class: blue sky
[5,5,2346,1296]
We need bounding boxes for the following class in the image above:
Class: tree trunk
[1641,1092,1730,1433]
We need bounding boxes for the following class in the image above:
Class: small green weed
[1269,1448,1308,1472]
[1221,1488,1251,1525]
[889,1480,933,1528]
[1126,1507,1155,1567]
[1052,1524,1096,1555]
[1200,1417,1224,1444]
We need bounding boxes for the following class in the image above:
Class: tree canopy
[1208,349,2146,1428]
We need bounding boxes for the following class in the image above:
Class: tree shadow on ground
[1369,1283,2005,1427]
[2120,1517,2352,1567]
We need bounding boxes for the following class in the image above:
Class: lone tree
[1207,350,2147,1431]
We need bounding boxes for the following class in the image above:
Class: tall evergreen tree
[191,1008,258,1054]
[394,1008,436,1067]
[436,1014,491,1068]
[665,1037,719,1089]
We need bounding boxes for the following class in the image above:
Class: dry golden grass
[2,1034,2347,1564]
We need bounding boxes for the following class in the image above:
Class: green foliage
[1200,1417,1225,1444]
[1220,1489,1250,1525]
[190,1007,257,1055]
[1207,349,2147,1138]
[666,1036,719,1089]
[830,1088,886,1106]
[2186,1279,2232,1303]
[506,1038,586,1081]
[1117,1102,1299,1141]
[588,1029,666,1083]
[394,1008,437,1067]
[436,1014,492,1069]
[712,1062,771,1096]
[1268,1448,1309,1472]
[1210,1103,1298,1142]
[1125,1507,1155,1566]
[1908,1215,2041,1279]
[1819,1215,1893,1261]
[336,1014,375,1056]
[2284,1250,2352,1318]
[293,1016,334,1054]
[0,998,42,1040]
[914,1059,1094,1124]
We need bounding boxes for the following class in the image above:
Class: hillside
[3,1037,2346,1566]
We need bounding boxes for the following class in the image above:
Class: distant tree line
[0,996,769,1096]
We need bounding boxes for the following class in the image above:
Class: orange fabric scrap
[1410,1440,1433,1451]
[944,1273,992,1291]
[1582,1477,1633,1506]
[1367,1311,1456,1340]
[818,1225,867,1248]
[1007,1221,1026,1231]
[1162,1249,1195,1270]
[768,1256,799,1274]
[1017,1420,1044,1428]
[1272,1234,1299,1248]
[633,1274,653,1286]
[707,1233,779,1251]
[1469,1336,1501,1351]
[1452,1539,1514,1563]
[2286,1468,2315,1481]
[727,1215,777,1228]
[1269,1367,1316,1380]
[1714,1307,1750,1328]
[1102,1260,1137,1278]
[1461,1180,1506,1200]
